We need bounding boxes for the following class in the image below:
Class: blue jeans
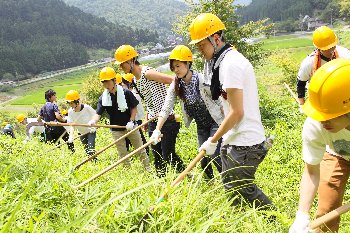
[221,142,273,209]
[79,132,96,156]
[197,123,222,179]
[148,119,185,177]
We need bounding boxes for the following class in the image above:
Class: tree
[173,0,272,66]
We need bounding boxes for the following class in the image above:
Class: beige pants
[316,152,350,232]
[111,130,150,170]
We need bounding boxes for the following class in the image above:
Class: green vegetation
[262,35,312,50]
[0,0,158,79]
[63,0,188,36]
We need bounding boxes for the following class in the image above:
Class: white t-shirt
[132,89,145,121]
[219,49,265,146]
[67,104,96,134]
[27,118,45,135]
[297,45,350,82]
[302,117,350,165]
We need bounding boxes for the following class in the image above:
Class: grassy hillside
[1,31,350,232]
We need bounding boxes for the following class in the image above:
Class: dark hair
[45,89,56,101]
[170,60,192,101]
[169,60,192,72]
[211,30,225,42]
[133,58,140,65]
[122,78,131,88]
[174,76,185,100]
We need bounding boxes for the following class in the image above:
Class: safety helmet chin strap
[208,31,225,54]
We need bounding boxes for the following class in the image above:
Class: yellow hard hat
[16,114,26,123]
[303,58,350,121]
[123,73,134,83]
[169,45,193,62]
[114,45,138,65]
[115,73,122,84]
[313,26,337,50]
[65,90,80,102]
[60,109,68,116]
[189,13,226,45]
[99,67,117,81]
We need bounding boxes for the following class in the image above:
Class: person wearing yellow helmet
[37,89,74,152]
[16,114,45,142]
[65,90,97,157]
[189,13,274,210]
[121,73,149,157]
[297,26,350,107]
[115,44,186,177]
[290,58,350,233]
[88,67,150,169]
[150,45,224,180]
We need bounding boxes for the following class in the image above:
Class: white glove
[68,135,74,143]
[88,120,96,126]
[150,129,161,145]
[289,211,311,233]
[299,105,304,114]
[199,137,218,155]
[126,121,134,131]
[89,127,96,133]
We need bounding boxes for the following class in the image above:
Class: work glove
[289,211,311,233]
[68,135,74,143]
[126,121,135,131]
[89,127,96,133]
[150,129,161,145]
[199,137,218,155]
[299,105,304,114]
[88,120,96,126]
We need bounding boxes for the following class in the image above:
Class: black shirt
[96,88,139,131]
[39,102,59,122]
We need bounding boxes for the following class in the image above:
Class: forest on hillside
[0,0,159,80]
[63,0,188,36]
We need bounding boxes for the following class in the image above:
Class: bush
[2,73,15,81]
[269,51,299,86]
[80,71,104,109]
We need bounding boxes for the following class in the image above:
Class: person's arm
[130,106,137,122]
[211,88,244,143]
[54,112,66,122]
[298,163,320,213]
[37,115,42,123]
[91,114,101,124]
[156,82,177,131]
[145,69,174,84]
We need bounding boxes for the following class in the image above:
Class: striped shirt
[136,66,174,118]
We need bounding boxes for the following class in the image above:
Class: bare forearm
[155,117,166,131]
[298,164,320,213]
[211,110,242,143]
[92,114,101,123]
[130,108,137,121]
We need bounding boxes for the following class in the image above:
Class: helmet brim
[314,36,338,51]
[303,99,344,121]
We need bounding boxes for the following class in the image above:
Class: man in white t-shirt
[297,26,350,106]
[16,114,45,141]
[65,90,97,157]
[289,58,350,233]
[189,13,273,210]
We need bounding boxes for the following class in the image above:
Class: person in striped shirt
[115,45,186,177]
